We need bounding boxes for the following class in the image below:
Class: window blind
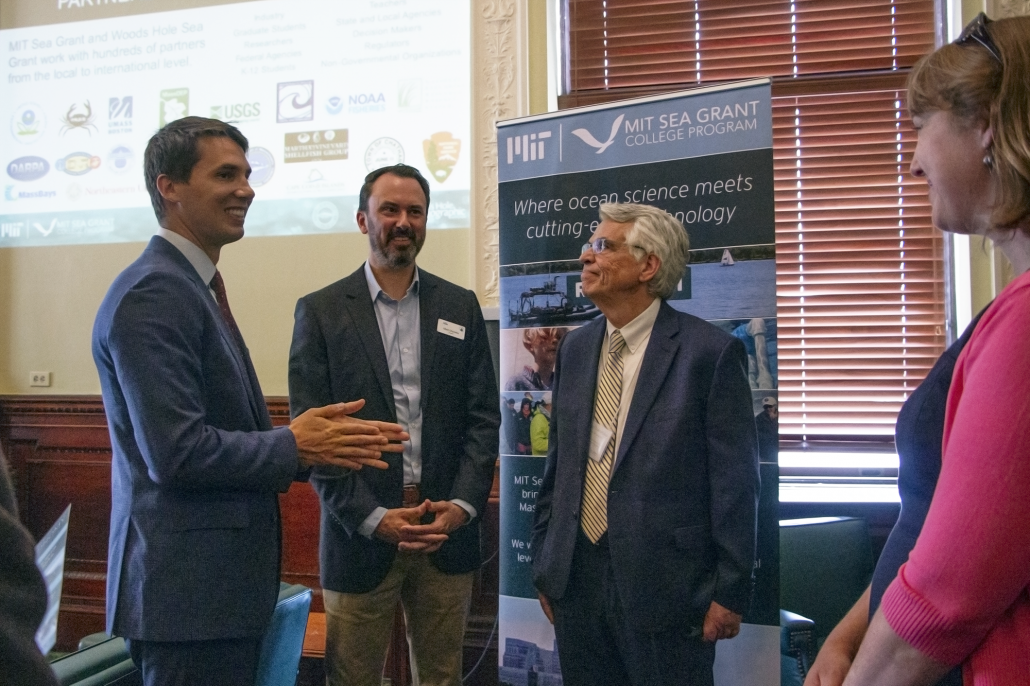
[561,0,943,443]
[566,0,935,91]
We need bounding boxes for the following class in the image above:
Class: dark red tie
[210,271,246,354]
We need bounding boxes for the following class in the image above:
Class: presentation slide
[1,0,470,247]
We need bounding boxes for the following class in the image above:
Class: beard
[370,225,423,269]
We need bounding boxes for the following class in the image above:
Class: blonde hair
[908,16,1030,230]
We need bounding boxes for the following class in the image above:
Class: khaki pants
[323,552,475,686]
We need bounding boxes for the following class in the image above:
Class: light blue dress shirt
[357,262,474,538]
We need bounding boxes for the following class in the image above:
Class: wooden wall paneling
[0,395,501,684]
[0,396,113,651]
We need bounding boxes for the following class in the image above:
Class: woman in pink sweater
[843,13,1030,686]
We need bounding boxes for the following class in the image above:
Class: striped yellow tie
[581,329,627,543]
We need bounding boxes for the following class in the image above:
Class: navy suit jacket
[288,266,499,594]
[92,236,298,642]
[531,301,760,632]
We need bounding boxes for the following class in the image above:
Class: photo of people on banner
[496,79,780,686]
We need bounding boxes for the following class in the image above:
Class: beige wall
[0,229,470,396]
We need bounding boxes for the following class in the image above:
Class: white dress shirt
[593,297,661,459]
[157,228,216,300]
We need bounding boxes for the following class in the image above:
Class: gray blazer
[289,266,500,594]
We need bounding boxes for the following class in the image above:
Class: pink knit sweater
[881,269,1030,685]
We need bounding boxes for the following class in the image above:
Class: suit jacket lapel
[150,237,267,426]
[613,302,678,474]
[417,270,438,415]
[569,319,606,471]
[340,268,396,419]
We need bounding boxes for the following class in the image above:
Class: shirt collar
[606,297,661,354]
[363,260,419,303]
[157,228,217,286]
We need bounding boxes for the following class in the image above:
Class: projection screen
[0,0,470,247]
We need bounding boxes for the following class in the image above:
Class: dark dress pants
[126,636,262,686]
[552,530,715,686]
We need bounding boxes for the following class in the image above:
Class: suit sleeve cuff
[451,499,476,523]
[358,507,388,539]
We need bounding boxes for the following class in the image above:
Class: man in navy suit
[288,164,499,686]
[92,117,407,686]
[531,203,759,686]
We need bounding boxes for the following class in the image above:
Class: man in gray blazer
[289,164,499,686]
[531,203,760,686]
[93,117,405,686]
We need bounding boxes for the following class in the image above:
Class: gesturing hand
[290,399,408,470]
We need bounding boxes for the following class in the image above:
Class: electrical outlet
[29,371,51,387]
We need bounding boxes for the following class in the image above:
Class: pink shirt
[881,269,1030,685]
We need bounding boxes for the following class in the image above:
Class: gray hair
[598,203,690,299]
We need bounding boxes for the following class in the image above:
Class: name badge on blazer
[437,319,465,340]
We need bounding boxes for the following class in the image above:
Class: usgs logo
[210,103,261,122]
[6,156,49,181]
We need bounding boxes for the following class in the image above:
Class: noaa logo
[11,104,47,144]
[325,96,344,115]
[349,92,385,114]
[6,156,50,182]
[108,146,134,174]
[56,152,101,176]
[246,147,275,187]
[571,114,625,154]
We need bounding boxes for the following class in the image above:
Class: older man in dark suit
[92,117,405,686]
[289,164,499,686]
[531,203,760,686]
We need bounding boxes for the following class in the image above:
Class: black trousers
[552,530,715,686]
[126,636,262,686]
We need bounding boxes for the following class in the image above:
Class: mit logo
[506,131,552,164]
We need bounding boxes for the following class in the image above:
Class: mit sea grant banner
[496,79,780,686]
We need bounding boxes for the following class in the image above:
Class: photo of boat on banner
[499,242,774,329]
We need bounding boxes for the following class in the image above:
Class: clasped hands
[290,399,408,470]
[375,499,469,554]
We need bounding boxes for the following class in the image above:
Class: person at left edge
[0,446,60,686]
[92,116,408,686]
[288,164,499,686]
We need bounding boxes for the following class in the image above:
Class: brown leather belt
[402,484,421,508]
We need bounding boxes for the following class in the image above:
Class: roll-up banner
[496,79,780,686]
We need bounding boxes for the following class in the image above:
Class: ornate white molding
[470,0,530,306]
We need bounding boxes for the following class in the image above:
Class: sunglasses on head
[954,12,1001,63]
